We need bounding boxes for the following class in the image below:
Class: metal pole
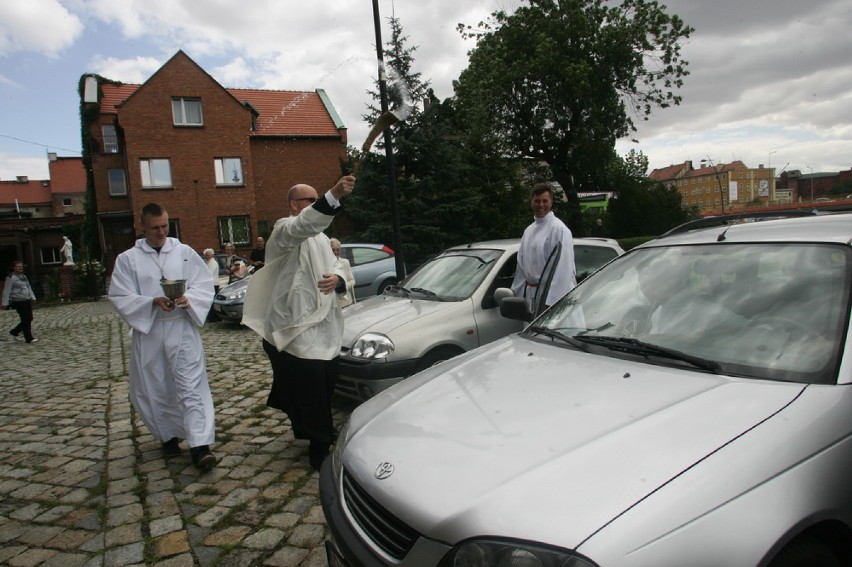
[371,0,406,281]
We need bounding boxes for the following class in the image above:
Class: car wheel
[414,347,464,374]
[377,278,397,295]
[768,535,843,567]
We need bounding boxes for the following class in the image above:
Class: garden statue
[61,236,75,266]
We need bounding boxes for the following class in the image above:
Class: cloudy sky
[1,0,850,181]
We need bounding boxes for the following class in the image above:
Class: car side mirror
[493,287,514,306]
[500,296,533,322]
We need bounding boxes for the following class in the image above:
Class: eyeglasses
[290,197,317,204]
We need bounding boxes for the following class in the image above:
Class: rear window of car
[575,244,619,280]
[347,247,391,267]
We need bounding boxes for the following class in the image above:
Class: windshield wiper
[388,284,411,298]
[527,326,589,352]
[572,336,722,374]
[410,287,443,300]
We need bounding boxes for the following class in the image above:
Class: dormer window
[172,97,203,126]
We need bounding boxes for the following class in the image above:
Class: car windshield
[390,248,503,301]
[532,243,851,384]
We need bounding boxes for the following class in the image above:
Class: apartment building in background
[650,160,780,213]
[82,50,348,271]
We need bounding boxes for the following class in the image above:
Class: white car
[336,237,624,401]
[322,212,852,567]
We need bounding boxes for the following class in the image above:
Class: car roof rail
[661,209,825,237]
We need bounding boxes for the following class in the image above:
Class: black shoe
[161,438,181,458]
[190,445,217,470]
[309,442,330,471]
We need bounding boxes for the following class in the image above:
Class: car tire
[768,535,843,567]
[377,278,397,295]
[414,347,464,374]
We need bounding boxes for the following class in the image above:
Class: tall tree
[606,149,697,237]
[342,18,529,268]
[454,0,693,228]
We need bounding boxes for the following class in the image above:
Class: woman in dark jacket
[2,260,38,343]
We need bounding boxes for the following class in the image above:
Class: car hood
[341,295,461,345]
[341,334,806,548]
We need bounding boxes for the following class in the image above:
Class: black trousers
[262,340,337,445]
[10,300,34,342]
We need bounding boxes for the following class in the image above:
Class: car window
[347,247,391,267]
[401,249,503,300]
[534,243,851,384]
[575,244,619,281]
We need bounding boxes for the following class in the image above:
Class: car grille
[342,469,419,560]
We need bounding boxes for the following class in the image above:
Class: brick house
[81,50,348,271]
[0,156,86,297]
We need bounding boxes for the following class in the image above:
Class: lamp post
[806,166,814,202]
[768,150,777,168]
[701,157,726,214]
[371,0,406,281]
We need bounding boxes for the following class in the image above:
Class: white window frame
[172,97,203,126]
[41,247,62,265]
[214,157,244,186]
[140,159,172,189]
[108,169,127,196]
[102,124,119,153]
[218,216,250,246]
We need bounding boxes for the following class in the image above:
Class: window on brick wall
[103,124,119,153]
[41,247,62,265]
[218,216,250,246]
[169,219,181,240]
[140,158,172,189]
[108,169,127,196]
[214,157,244,186]
[172,98,203,126]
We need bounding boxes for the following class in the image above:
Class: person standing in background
[512,183,577,310]
[250,237,266,271]
[109,203,218,470]
[203,248,221,322]
[2,260,38,343]
[330,238,356,308]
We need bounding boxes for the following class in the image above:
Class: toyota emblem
[375,462,394,479]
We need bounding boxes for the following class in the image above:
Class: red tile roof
[47,157,86,194]
[0,179,52,205]
[649,162,689,181]
[100,84,339,137]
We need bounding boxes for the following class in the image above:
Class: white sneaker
[27,338,38,343]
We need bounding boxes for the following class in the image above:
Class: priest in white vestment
[108,203,218,470]
[512,183,577,310]
[243,176,355,470]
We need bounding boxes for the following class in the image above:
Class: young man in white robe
[512,183,577,311]
[242,175,355,470]
[108,203,218,470]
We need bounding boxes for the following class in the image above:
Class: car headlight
[225,288,247,300]
[440,540,599,567]
[350,332,394,360]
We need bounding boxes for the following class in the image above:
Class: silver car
[321,212,852,567]
[336,238,624,401]
[211,242,401,323]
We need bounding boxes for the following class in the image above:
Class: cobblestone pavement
[0,300,356,567]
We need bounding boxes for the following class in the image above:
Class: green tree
[341,18,530,268]
[606,150,697,237]
[454,0,693,228]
